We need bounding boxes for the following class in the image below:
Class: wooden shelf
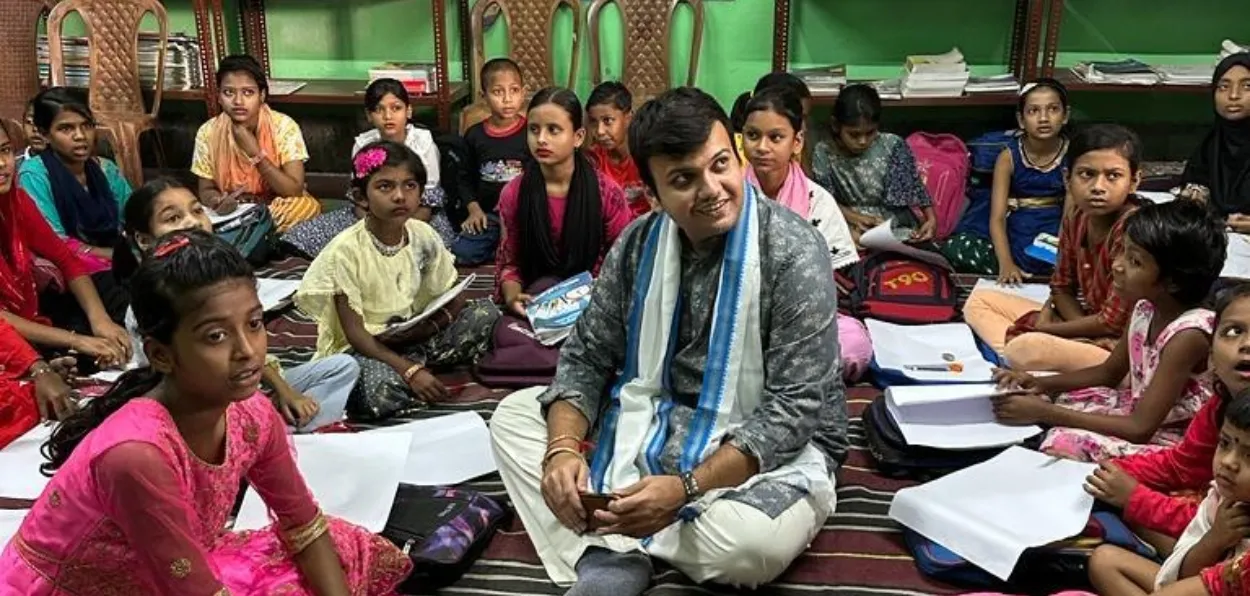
[190,0,472,132]
[772,0,1046,81]
[157,80,471,108]
[1054,70,1211,94]
[1040,0,1220,93]
[810,89,1019,108]
[262,79,470,107]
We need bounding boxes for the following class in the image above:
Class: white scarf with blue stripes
[587,186,833,542]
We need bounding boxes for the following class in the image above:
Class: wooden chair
[48,0,168,187]
[588,0,704,106]
[464,0,582,133]
[0,0,55,142]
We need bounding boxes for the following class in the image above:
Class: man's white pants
[490,387,832,588]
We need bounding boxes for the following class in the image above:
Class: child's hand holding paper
[992,367,1043,393]
[1083,461,1138,508]
[991,393,1052,426]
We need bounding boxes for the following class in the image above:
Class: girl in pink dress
[990,200,1227,461]
[494,86,632,313]
[0,230,411,594]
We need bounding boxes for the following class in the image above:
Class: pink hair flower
[353,147,388,179]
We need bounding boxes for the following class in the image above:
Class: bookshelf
[189,0,472,132]
[770,0,1047,107]
[1039,0,1217,94]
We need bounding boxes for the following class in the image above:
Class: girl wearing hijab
[18,88,132,274]
[1181,52,1250,230]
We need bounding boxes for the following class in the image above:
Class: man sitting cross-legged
[489,87,849,595]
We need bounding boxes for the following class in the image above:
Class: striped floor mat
[255,258,973,596]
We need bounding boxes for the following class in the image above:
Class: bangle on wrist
[547,435,591,454]
[542,447,584,471]
[402,362,424,383]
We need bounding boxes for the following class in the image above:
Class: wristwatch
[679,471,701,502]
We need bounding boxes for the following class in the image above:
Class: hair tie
[353,147,387,180]
[153,235,191,258]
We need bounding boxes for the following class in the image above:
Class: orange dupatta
[208,105,280,201]
[206,106,320,231]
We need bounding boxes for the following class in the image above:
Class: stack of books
[871,78,903,100]
[901,48,969,98]
[38,33,204,90]
[1070,59,1159,85]
[791,64,846,97]
[965,74,1020,94]
[1154,65,1214,86]
[367,62,437,95]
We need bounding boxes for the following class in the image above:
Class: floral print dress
[1041,300,1216,461]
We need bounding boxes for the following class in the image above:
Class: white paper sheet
[256,278,302,312]
[0,509,28,546]
[363,411,497,486]
[859,219,952,270]
[88,278,301,383]
[889,447,1096,580]
[885,384,1043,449]
[0,425,54,499]
[234,431,413,532]
[207,201,258,226]
[972,278,1051,306]
[383,274,477,335]
[1224,234,1250,280]
[866,319,995,382]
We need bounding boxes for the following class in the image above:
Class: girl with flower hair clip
[295,141,501,420]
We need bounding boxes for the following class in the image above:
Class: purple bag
[474,277,565,387]
[473,315,561,387]
[384,484,509,590]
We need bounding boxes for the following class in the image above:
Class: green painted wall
[153,0,1240,105]
[124,0,1243,163]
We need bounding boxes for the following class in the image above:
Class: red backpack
[838,253,958,324]
[907,132,970,241]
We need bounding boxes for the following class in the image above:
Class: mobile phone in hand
[580,492,615,529]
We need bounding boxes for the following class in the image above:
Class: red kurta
[1113,390,1220,537]
[0,186,88,323]
[0,317,40,449]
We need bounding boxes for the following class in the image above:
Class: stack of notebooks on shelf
[367,62,438,95]
[1154,64,1215,85]
[1070,58,1159,85]
[965,74,1020,94]
[38,33,204,90]
[901,47,969,98]
[790,64,846,97]
[871,78,903,100]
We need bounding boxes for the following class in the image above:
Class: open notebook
[884,383,1042,449]
[382,274,476,335]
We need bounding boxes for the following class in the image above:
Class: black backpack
[431,129,472,227]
